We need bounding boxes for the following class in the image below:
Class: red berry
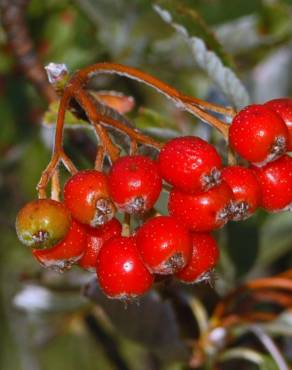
[136,216,192,274]
[108,155,162,214]
[158,136,222,193]
[221,166,261,220]
[176,233,219,283]
[16,199,71,249]
[79,218,122,271]
[96,236,153,299]
[265,98,292,151]
[168,182,233,232]
[251,155,292,212]
[32,220,87,271]
[229,104,289,165]
[64,170,115,227]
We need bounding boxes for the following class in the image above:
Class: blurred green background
[1,1,292,369]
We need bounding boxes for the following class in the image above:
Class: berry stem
[184,102,229,138]
[37,151,77,199]
[122,213,131,237]
[130,140,138,155]
[94,145,105,171]
[227,147,237,166]
[74,89,121,162]
[212,272,292,321]
[76,62,234,117]
[51,167,61,201]
[181,95,236,117]
[74,89,163,150]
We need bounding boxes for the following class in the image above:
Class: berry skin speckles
[64,170,115,227]
[108,155,162,214]
[96,236,153,299]
[251,155,292,212]
[158,136,222,193]
[265,98,292,151]
[136,216,192,274]
[229,104,289,165]
[79,218,122,271]
[221,166,261,220]
[33,220,87,271]
[168,182,233,232]
[176,233,219,284]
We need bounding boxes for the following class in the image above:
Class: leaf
[83,279,188,362]
[135,107,178,130]
[154,0,234,68]
[42,101,90,128]
[226,217,260,279]
[185,0,262,26]
[153,0,250,109]
[92,91,135,114]
[258,211,292,268]
[218,348,278,370]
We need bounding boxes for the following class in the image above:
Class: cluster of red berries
[15,98,292,300]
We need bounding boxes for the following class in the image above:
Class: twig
[74,89,163,150]
[51,167,61,201]
[249,325,289,370]
[84,314,130,370]
[0,0,56,102]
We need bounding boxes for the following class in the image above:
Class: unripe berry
[252,155,292,212]
[229,104,289,165]
[221,166,261,220]
[79,218,122,271]
[158,136,222,193]
[16,199,71,249]
[32,220,87,271]
[96,236,153,299]
[168,182,233,232]
[265,98,292,151]
[64,170,115,227]
[108,155,162,214]
[136,216,192,274]
[176,233,219,283]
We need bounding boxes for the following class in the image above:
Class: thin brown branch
[74,89,163,150]
[0,0,56,102]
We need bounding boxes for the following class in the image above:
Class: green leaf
[154,0,234,68]
[258,211,292,267]
[42,101,90,128]
[135,107,178,130]
[226,217,259,279]
[184,0,262,25]
[84,279,188,362]
[153,0,250,109]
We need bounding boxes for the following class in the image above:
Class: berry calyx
[32,220,87,271]
[108,155,162,214]
[221,166,261,220]
[229,104,289,165]
[96,236,153,299]
[16,199,71,249]
[265,98,292,151]
[251,155,292,212]
[158,136,222,193]
[64,170,115,227]
[176,233,219,283]
[168,182,233,232]
[136,216,192,274]
[79,218,122,271]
